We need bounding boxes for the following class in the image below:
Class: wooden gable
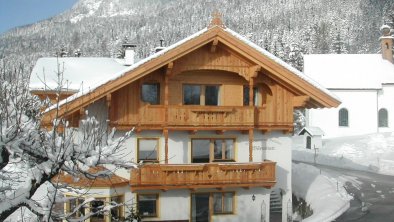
[42,25,340,127]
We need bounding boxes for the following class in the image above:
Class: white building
[31,16,339,222]
[305,25,394,138]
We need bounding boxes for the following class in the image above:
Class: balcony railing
[130,161,276,191]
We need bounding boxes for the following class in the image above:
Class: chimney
[380,25,393,63]
[122,43,137,66]
[154,39,166,53]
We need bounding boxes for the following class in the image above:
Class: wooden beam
[166,62,174,76]
[211,38,219,53]
[249,128,254,162]
[250,65,261,78]
[249,77,254,107]
[164,129,169,164]
[216,130,225,135]
[293,95,310,108]
[189,130,198,135]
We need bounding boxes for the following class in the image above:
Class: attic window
[141,83,160,105]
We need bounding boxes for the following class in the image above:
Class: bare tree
[0,60,135,221]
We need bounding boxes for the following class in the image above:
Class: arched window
[379,108,388,127]
[338,108,349,127]
[306,136,312,149]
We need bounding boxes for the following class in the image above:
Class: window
[183,84,220,105]
[110,196,124,220]
[66,197,85,218]
[306,136,311,149]
[138,138,159,162]
[338,108,349,127]
[191,138,235,163]
[243,86,258,106]
[213,192,234,214]
[138,194,158,217]
[91,198,105,222]
[141,83,160,104]
[379,108,388,127]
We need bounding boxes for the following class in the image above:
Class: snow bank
[292,163,351,222]
[293,132,394,175]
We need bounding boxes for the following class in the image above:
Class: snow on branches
[0,61,135,221]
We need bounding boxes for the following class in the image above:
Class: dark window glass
[138,139,158,162]
[184,85,201,105]
[91,199,105,221]
[243,86,258,106]
[68,197,85,218]
[138,194,157,217]
[205,85,219,106]
[379,108,388,127]
[192,139,210,163]
[213,192,233,214]
[141,83,160,104]
[110,196,123,220]
[338,108,349,127]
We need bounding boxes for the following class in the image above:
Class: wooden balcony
[112,105,293,131]
[130,161,276,191]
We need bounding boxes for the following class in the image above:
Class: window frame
[183,84,221,106]
[137,193,159,218]
[243,85,258,106]
[212,192,235,215]
[66,196,86,218]
[141,82,160,105]
[137,138,160,163]
[378,108,389,127]
[110,195,124,220]
[191,138,236,163]
[338,108,349,127]
[90,198,106,221]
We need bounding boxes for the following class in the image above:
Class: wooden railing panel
[167,106,254,127]
[130,162,276,191]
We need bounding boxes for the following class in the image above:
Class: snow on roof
[304,54,394,89]
[47,26,338,111]
[299,127,325,136]
[30,57,128,91]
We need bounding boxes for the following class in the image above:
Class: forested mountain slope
[0,0,393,68]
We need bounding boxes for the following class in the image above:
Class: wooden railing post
[164,129,169,164]
[249,128,254,162]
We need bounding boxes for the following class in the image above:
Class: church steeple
[380,25,393,63]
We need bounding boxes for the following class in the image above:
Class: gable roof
[42,25,340,121]
[304,54,394,89]
[30,57,128,92]
[298,127,324,136]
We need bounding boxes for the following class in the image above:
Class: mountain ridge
[0,0,393,69]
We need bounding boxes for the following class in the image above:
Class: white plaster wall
[308,90,378,138]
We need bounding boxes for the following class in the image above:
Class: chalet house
[31,16,339,222]
[305,25,394,138]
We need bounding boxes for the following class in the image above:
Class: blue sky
[0,0,78,34]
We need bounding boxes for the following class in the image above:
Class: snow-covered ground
[293,132,394,176]
[292,132,394,221]
[292,163,351,222]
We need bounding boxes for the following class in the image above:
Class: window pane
[91,199,105,219]
[243,86,258,106]
[141,83,160,104]
[339,108,348,126]
[184,85,201,105]
[138,139,158,161]
[223,193,233,213]
[214,139,223,159]
[213,193,222,213]
[110,196,122,219]
[205,85,219,106]
[139,195,157,217]
[192,139,210,163]
[225,140,234,159]
[379,109,388,127]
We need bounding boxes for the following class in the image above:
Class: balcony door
[191,193,210,222]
